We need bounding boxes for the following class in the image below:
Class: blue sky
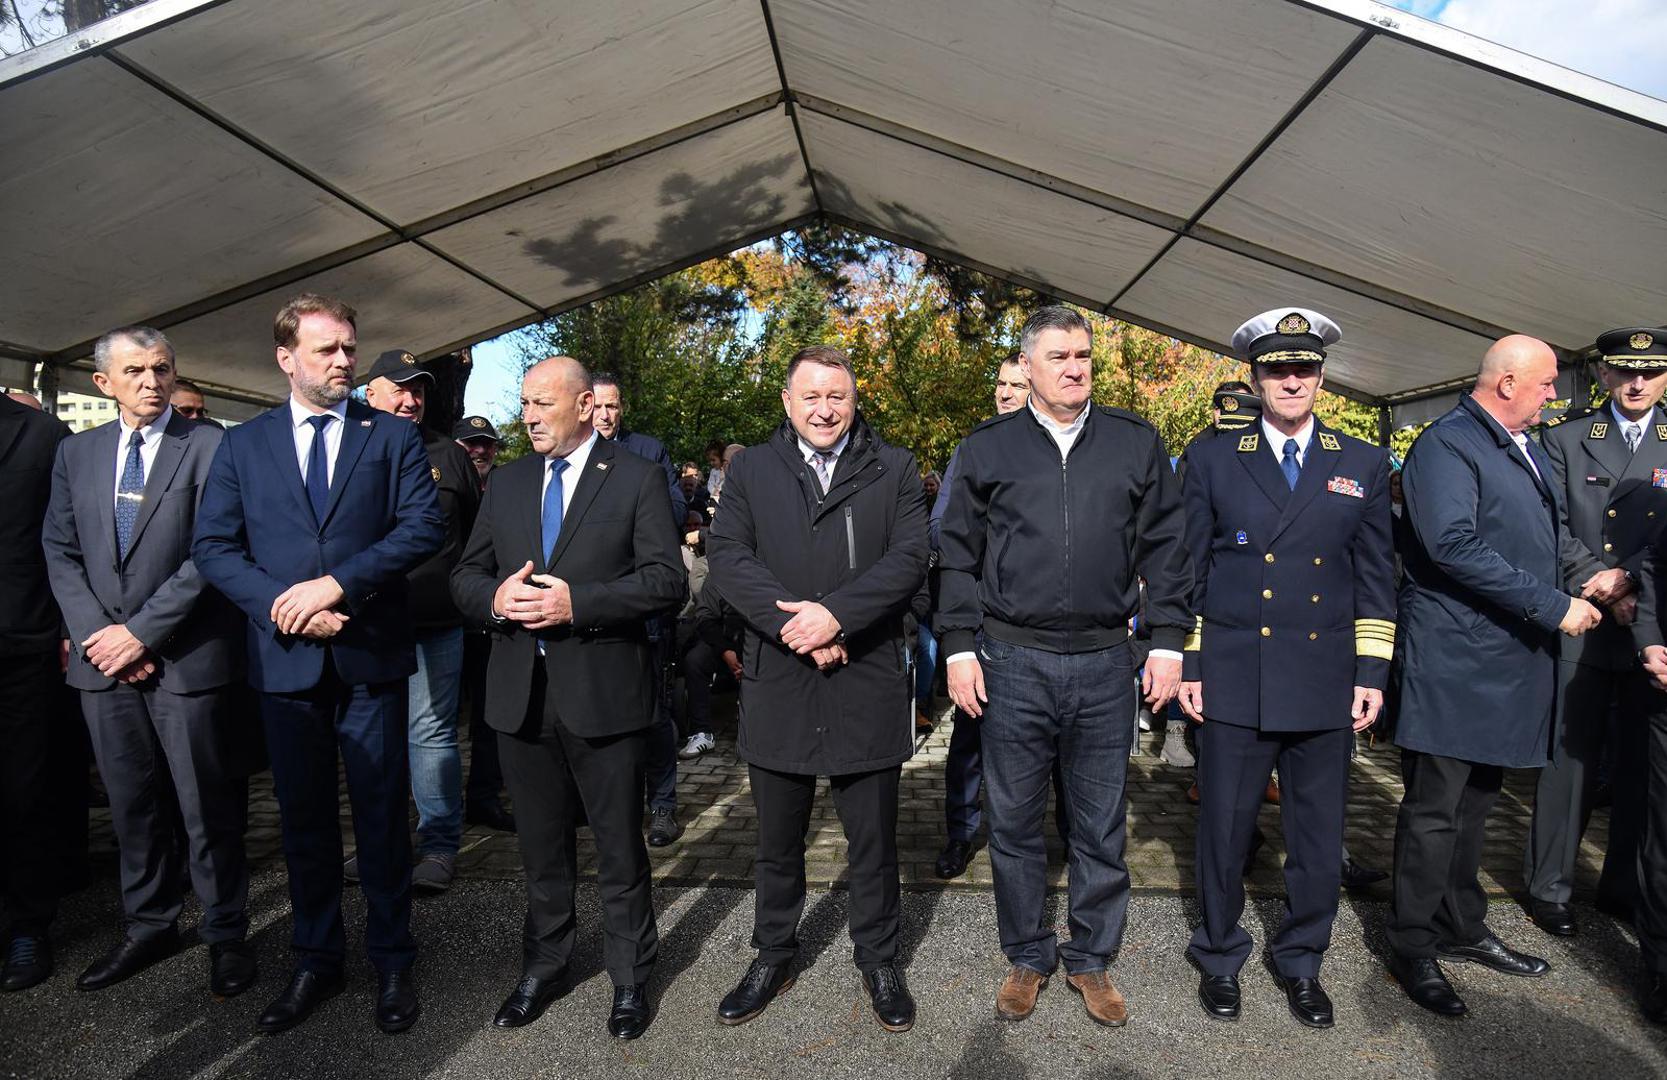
[463,0,1666,421]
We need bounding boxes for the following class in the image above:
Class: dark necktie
[115,430,145,558]
[305,414,334,523]
[1281,438,1301,491]
[542,459,569,564]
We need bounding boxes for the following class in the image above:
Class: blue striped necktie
[115,430,144,558]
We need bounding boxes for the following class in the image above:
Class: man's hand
[297,610,351,640]
[722,649,743,680]
[271,575,345,635]
[493,561,542,623]
[948,656,987,718]
[522,574,574,630]
[1644,644,1667,692]
[776,600,841,653]
[82,624,148,678]
[1612,592,1639,627]
[1178,680,1204,723]
[1580,567,1634,605]
[115,658,157,684]
[1143,655,1181,711]
[810,642,848,671]
[1560,595,1603,636]
[1351,686,1384,732]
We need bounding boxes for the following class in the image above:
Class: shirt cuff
[1148,649,1182,662]
[946,651,977,665]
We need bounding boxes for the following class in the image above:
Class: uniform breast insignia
[1326,476,1364,498]
[1653,468,1667,490]
[1590,422,1609,440]
[1656,424,1667,442]
[1235,530,1248,545]
[1317,432,1340,451]
[1587,475,1611,486]
[430,466,441,482]
[1237,434,1259,452]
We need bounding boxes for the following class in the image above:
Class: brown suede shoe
[1066,970,1129,1027]
[995,966,1048,1021]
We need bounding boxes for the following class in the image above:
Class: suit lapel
[525,457,551,572]
[264,407,316,526]
[1271,428,1341,542]
[320,403,374,527]
[548,439,616,568]
[122,413,190,563]
[91,421,120,564]
[1579,409,1633,481]
[0,399,26,467]
[1235,431,1292,513]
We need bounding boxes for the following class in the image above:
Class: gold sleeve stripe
[1183,615,1203,652]
[1355,617,1396,661]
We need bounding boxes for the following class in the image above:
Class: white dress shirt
[798,431,852,490]
[541,429,599,517]
[1262,415,1315,470]
[112,405,172,509]
[1612,401,1647,451]
[288,396,350,486]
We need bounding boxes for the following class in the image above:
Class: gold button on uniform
[1308,632,1318,641]
[1604,542,1614,552]
[1311,594,1321,603]
[1313,557,1323,566]
[1608,509,1618,518]
[1262,589,1273,599]
[1261,627,1272,637]
[1265,553,1276,564]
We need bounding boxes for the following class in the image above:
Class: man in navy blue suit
[193,293,443,1036]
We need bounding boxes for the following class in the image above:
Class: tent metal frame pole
[0,0,235,89]
[757,0,824,214]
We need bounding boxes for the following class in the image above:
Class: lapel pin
[360,419,373,427]
[596,462,608,470]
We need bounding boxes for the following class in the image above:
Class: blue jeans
[979,636,1134,975]
[409,627,464,857]
[914,619,939,709]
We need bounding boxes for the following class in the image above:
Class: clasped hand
[82,624,155,682]
[495,560,574,630]
[272,575,346,636]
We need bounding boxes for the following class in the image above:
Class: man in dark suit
[193,293,443,1036]
[1388,335,1602,1017]
[707,345,930,1033]
[452,415,513,831]
[1524,327,1667,936]
[1177,309,1395,1029]
[451,356,683,1040]
[42,327,253,997]
[0,391,71,992]
[591,373,687,848]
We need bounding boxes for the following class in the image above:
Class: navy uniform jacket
[1181,420,1395,731]
[1537,403,1667,670]
[1395,394,1565,768]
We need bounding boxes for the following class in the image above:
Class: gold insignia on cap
[1632,332,1655,351]
[470,416,487,428]
[1221,397,1239,413]
[1591,422,1609,440]
[1277,312,1311,336]
[1318,432,1341,451]
[1238,434,1259,452]
[401,352,416,365]
[430,467,441,482]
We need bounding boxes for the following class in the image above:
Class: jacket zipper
[844,505,856,569]
[1060,456,1071,652]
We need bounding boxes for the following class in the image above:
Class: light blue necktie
[115,430,144,558]
[542,459,569,563]
[1281,438,1301,491]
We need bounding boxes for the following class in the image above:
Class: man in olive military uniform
[1177,309,1396,1029]
[1525,326,1667,936]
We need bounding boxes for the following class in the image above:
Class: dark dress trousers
[0,396,71,940]
[43,410,249,944]
[193,399,443,975]
[1524,405,1667,911]
[707,417,928,973]
[1180,421,1395,978]
[1389,394,1565,957]
[450,436,684,986]
[1628,535,1667,976]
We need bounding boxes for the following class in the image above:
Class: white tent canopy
[2,0,1664,424]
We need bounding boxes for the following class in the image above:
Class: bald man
[451,357,684,1039]
[1386,336,1600,1018]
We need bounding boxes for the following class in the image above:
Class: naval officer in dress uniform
[1177,309,1396,1029]
[1524,326,1667,936]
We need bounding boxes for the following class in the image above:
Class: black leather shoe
[863,964,915,1032]
[256,969,344,1034]
[717,959,795,1025]
[647,807,684,847]
[209,940,259,998]
[608,983,651,1039]
[493,975,564,1028]
[1198,974,1240,1020]
[77,929,182,991]
[1437,932,1550,977]
[935,839,973,880]
[1340,858,1388,891]
[465,801,517,833]
[1530,900,1576,937]
[375,969,420,1034]
[1643,974,1667,1024]
[1388,954,1467,1016]
[1,934,52,992]
[1272,971,1334,1028]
